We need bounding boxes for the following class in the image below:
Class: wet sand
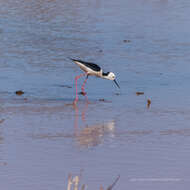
[0,0,190,189]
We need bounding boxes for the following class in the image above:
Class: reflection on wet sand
[29,99,190,147]
[73,100,115,147]
[76,121,115,148]
[32,100,115,148]
[4,97,189,147]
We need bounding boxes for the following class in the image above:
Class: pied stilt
[70,58,120,104]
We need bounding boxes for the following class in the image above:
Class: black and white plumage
[70,58,120,88]
[70,58,120,104]
[71,59,101,72]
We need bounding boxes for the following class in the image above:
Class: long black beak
[113,79,120,88]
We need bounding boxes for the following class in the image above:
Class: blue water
[0,0,190,189]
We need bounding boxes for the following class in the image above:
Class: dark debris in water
[59,85,72,88]
[79,91,87,96]
[147,99,151,108]
[136,92,144,96]
[15,90,24,95]
[0,162,7,166]
[123,39,131,43]
[0,119,5,124]
[99,98,112,103]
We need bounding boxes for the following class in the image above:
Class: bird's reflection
[73,101,115,148]
[75,121,115,148]
[32,100,115,148]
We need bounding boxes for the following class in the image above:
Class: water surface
[0,0,190,189]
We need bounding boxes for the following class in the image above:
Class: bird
[70,58,120,104]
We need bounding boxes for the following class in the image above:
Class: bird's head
[103,72,120,88]
[106,72,116,80]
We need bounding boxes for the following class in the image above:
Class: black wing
[70,58,101,72]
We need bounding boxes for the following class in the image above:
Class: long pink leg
[81,75,90,104]
[81,75,88,95]
[73,73,86,104]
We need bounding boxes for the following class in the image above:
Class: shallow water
[0,0,190,189]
